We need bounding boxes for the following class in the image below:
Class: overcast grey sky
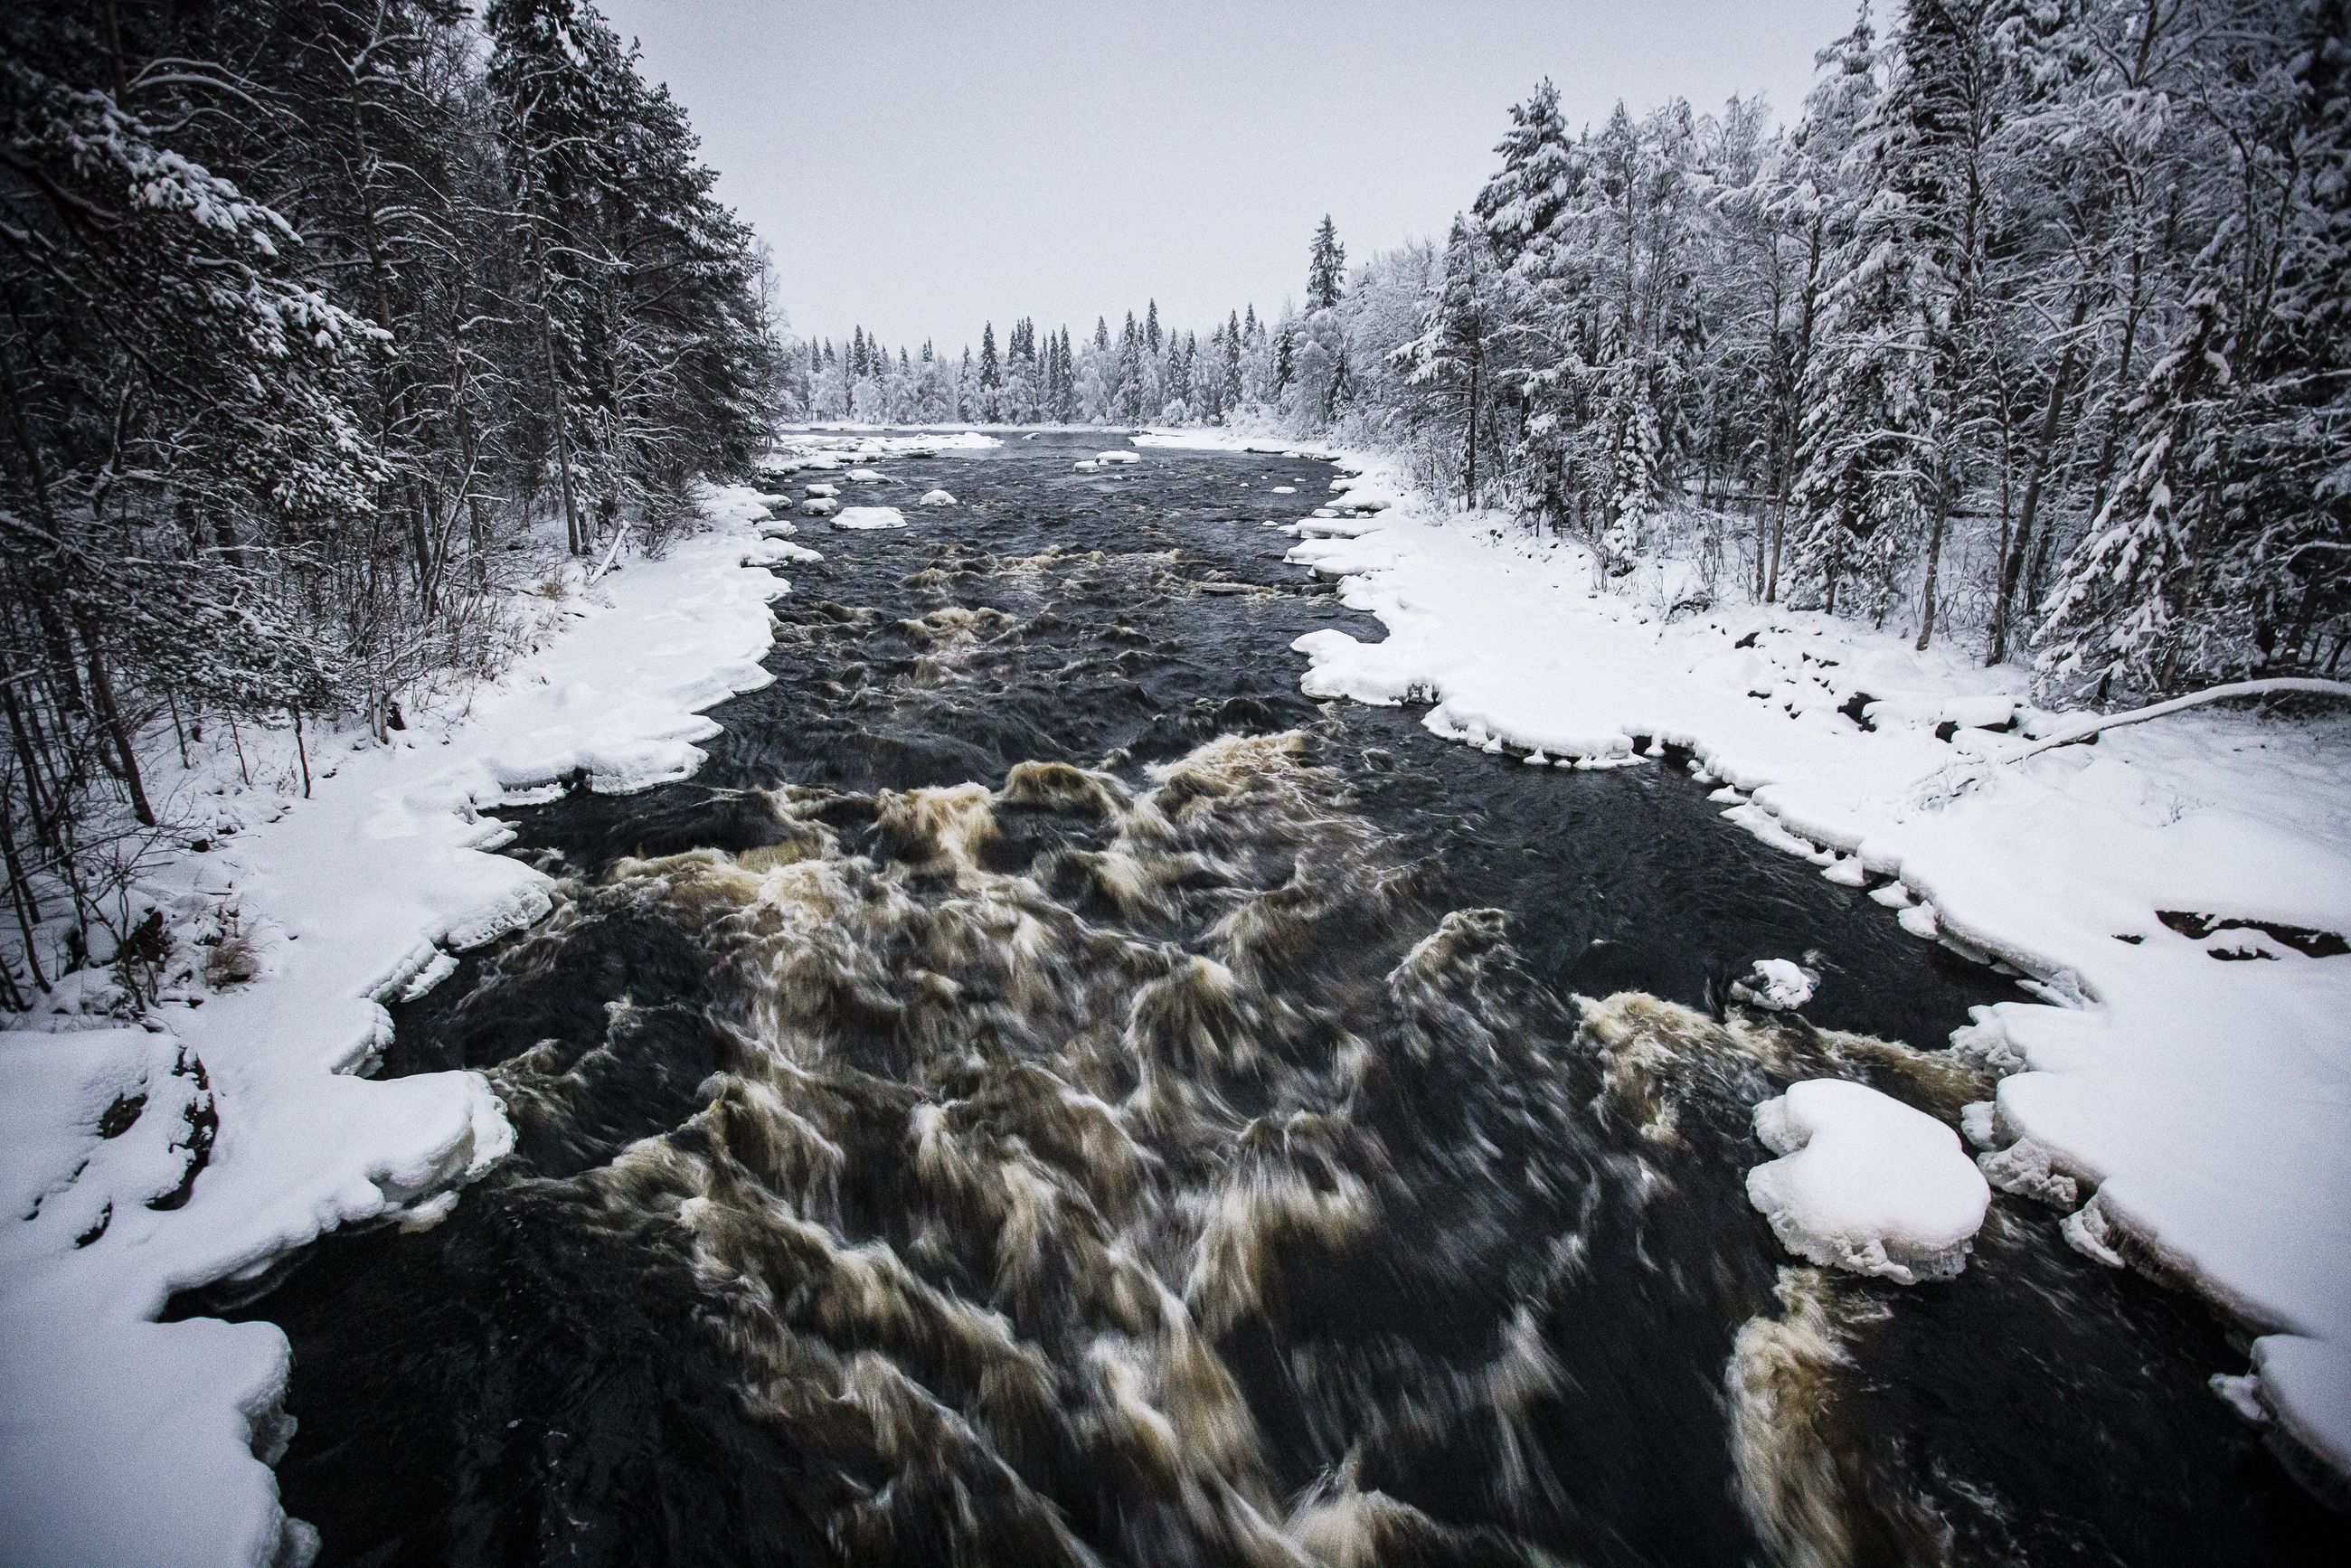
[599,0,1861,347]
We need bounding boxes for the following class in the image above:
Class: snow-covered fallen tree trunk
[2005,678,2351,765]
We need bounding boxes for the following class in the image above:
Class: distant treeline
[783,304,1295,428]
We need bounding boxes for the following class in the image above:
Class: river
[193,432,2334,1566]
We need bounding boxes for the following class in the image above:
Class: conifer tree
[1308,216,1348,310]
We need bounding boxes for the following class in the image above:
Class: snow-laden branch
[2004,678,2351,764]
[586,523,630,585]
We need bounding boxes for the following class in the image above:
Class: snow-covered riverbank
[1198,430,2351,1490]
[0,486,794,1567]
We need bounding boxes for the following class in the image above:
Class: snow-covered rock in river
[833,505,906,531]
[1746,1079,1991,1285]
[1730,958,1819,1012]
[1095,449,1139,465]
[918,489,958,507]
[847,468,886,482]
[803,482,838,497]
[800,497,838,517]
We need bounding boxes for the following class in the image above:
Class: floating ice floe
[1073,459,1099,471]
[1747,1079,1991,1284]
[918,489,958,507]
[1272,485,1297,494]
[1730,958,1818,1012]
[833,505,906,531]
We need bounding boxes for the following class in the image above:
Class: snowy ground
[0,485,791,1567]
[1142,425,2351,1490]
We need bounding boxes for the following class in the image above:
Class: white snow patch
[1747,1079,1991,1285]
[918,489,958,507]
[833,505,907,531]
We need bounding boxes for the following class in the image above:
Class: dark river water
[199,432,2338,1566]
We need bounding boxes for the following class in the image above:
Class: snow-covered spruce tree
[2222,0,2351,679]
[1786,0,2014,632]
[1307,215,1347,311]
[2037,0,2351,696]
[487,0,770,552]
[1222,312,1245,417]
[1116,314,1145,422]
[2036,289,2238,696]
[1474,77,1579,266]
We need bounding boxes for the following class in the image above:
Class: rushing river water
[199,433,2337,1566]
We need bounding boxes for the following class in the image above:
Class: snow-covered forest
[1,0,776,1006]
[846,0,2347,710]
[1351,0,2350,704]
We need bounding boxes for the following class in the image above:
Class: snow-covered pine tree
[2037,289,2237,696]
[1308,217,1347,311]
[1473,77,1581,265]
[1223,312,1246,414]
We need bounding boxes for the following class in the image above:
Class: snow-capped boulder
[804,482,839,498]
[1731,958,1818,1012]
[1095,449,1139,465]
[918,489,957,507]
[833,505,906,531]
[1746,1079,1990,1284]
[799,497,837,517]
[848,468,886,482]
[1073,459,1100,471]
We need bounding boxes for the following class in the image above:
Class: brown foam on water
[472,727,1959,1563]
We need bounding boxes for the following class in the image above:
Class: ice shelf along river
[198,431,2337,1566]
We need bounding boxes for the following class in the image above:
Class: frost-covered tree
[1397,216,1505,505]
[1308,215,1347,310]
[1474,77,1580,263]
